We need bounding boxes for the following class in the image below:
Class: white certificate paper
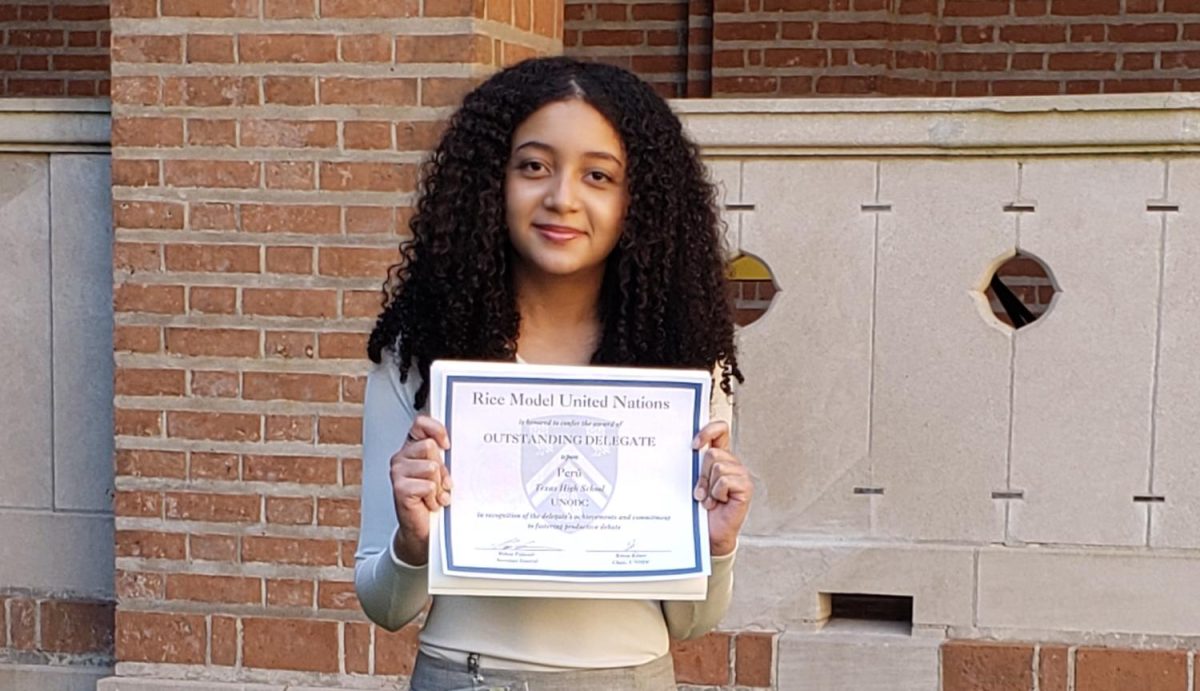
[427,360,712,600]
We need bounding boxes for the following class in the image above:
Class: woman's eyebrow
[513,141,624,168]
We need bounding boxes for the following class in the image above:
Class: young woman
[355,56,752,690]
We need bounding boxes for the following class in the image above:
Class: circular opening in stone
[727,253,778,327]
[983,251,1059,329]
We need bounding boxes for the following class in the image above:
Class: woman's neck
[513,268,603,366]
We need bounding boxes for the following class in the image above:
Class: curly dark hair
[367,56,743,408]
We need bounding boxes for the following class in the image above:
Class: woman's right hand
[389,414,452,566]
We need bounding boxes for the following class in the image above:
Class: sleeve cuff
[388,525,430,571]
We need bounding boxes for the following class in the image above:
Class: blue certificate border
[441,374,705,579]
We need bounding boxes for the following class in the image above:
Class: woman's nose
[543,174,580,212]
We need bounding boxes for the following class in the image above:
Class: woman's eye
[519,160,547,174]
[586,170,613,183]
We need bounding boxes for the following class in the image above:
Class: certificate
[427,360,712,600]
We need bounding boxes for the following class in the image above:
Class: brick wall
[107,0,561,684]
[564,0,1200,96]
[944,641,1200,691]
[0,0,110,97]
[1,593,114,665]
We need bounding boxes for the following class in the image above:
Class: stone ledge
[0,98,111,151]
[675,93,1200,155]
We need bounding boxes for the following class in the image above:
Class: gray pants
[409,651,677,691]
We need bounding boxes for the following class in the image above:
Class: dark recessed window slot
[828,593,913,624]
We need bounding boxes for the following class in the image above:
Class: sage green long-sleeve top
[354,354,736,671]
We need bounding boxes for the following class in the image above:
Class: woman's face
[504,99,629,283]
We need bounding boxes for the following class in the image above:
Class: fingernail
[693,487,706,502]
[439,492,451,506]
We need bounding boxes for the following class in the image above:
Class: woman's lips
[534,223,584,242]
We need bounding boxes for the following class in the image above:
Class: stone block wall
[0,0,111,97]
[0,102,115,690]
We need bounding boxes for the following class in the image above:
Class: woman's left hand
[692,421,752,557]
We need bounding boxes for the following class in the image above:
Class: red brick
[1162,51,1200,69]
[1075,648,1187,691]
[343,458,363,486]
[242,618,338,671]
[265,161,316,190]
[993,79,1060,93]
[344,622,371,673]
[242,204,340,234]
[165,160,260,189]
[264,76,316,105]
[111,0,157,16]
[671,632,731,685]
[944,0,1008,15]
[942,641,1034,691]
[116,530,186,559]
[1109,23,1178,41]
[317,497,361,526]
[112,117,183,147]
[189,533,239,561]
[165,492,261,522]
[189,452,240,480]
[266,496,314,524]
[117,571,166,600]
[116,611,206,663]
[244,454,339,484]
[1050,51,1117,70]
[211,615,238,666]
[395,121,444,151]
[319,332,367,359]
[267,579,314,607]
[114,283,185,314]
[1163,0,1195,9]
[318,416,362,444]
[115,201,183,231]
[267,414,315,441]
[167,411,262,442]
[1012,51,1048,69]
[734,632,773,687]
[266,0,316,16]
[239,34,337,62]
[9,599,37,650]
[243,536,340,566]
[115,408,162,436]
[110,76,160,105]
[39,599,114,654]
[190,202,237,229]
[943,52,1009,71]
[1070,23,1106,42]
[111,35,181,63]
[166,244,259,273]
[244,372,341,402]
[763,48,827,67]
[166,328,259,357]
[243,288,337,317]
[341,33,392,62]
[187,33,235,62]
[1126,0,1157,10]
[162,0,257,16]
[345,121,393,150]
[1039,646,1069,691]
[166,574,261,604]
[56,55,110,72]
[1000,24,1067,42]
[187,367,238,398]
[241,119,337,148]
[420,77,481,106]
[375,624,421,675]
[343,290,382,317]
[1052,0,1119,13]
[320,162,416,193]
[164,76,258,107]
[116,449,186,479]
[113,160,160,187]
[9,29,65,47]
[816,75,878,93]
[316,580,358,610]
[115,369,185,396]
[322,0,419,15]
[189,286,237,314]
[265,331,316,358]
